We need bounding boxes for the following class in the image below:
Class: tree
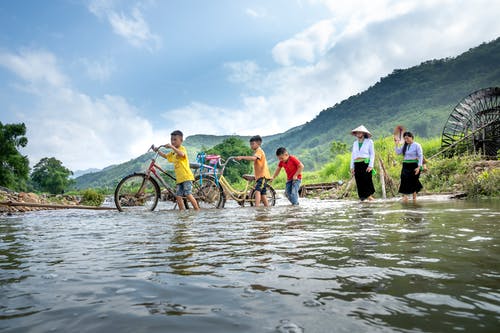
[31,157,73,194]
[205,137,253,183]
[330,141,348,159]
[0,122,30,191]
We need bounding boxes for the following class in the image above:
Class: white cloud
[88,0,161,51]
[222,0,500,135]
[0,50,67,88]
[272,19,335,66]
[0,49,168,170]
[224,60,261,84]
[79,57,115,82]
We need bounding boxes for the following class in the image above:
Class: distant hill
[73,37,500,189]
[71,168,101,179]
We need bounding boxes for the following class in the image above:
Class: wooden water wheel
[440,87,500,157]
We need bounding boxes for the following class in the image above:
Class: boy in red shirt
[271,147,304,205]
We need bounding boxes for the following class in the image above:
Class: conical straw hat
[351,125,372,137]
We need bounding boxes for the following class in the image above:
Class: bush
[464,168,500,197]
[80,189,105,207]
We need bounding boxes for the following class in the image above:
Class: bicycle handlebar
[219,156,240,167]
[150,144,168,153]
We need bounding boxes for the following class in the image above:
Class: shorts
[176,181,193,196]
[254,177,268,195]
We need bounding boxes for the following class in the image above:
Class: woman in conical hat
[351,125,372,137]
[350,125,375,201]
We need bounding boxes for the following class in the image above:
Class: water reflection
[0,199,499,332]
[0,218,31,285]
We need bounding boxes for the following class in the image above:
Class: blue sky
[1,0,500,171]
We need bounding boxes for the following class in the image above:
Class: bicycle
[114,145,224,212]
[191,154,276,208]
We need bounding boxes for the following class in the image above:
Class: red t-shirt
[278,155,302,180]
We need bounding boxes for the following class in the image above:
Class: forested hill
[74,37,500,189]
[265,37,500,168]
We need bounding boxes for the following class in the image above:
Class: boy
[154,130,199,210]
[236,135,271,207]
[271,147,304,205]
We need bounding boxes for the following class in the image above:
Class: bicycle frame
[194,156,258,205]
[143,147,178,200]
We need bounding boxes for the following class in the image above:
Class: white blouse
[395,142,424,166]
[350,138,375,169]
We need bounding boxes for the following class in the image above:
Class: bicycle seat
[242,174,255,181]
[189,162,201,169]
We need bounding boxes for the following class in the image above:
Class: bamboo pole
[0,201,116,210]
[378,158,386,199]
[340,176,355,198]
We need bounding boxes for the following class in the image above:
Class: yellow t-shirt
[165,146,194,184]
[254,146,271,179]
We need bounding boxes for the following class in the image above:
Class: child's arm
[235,155,257,161]
[153,145,168,159]
[271,166,282,181]
[293,162,304,181]
[165,143,185,157]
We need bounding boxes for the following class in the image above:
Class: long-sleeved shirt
[350,138,375,169]
[395,142,423,166]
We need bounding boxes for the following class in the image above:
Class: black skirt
[399,162,423,195]
[354,161,375,200]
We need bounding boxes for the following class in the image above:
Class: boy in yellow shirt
[236,135,271,207]
[155,130,199,210]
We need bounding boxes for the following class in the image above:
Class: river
[1,196,499,332]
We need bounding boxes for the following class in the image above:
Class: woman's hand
[366,167,372,173]
[414,167,420,175]
[351,169,355,176]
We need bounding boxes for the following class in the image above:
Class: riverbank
[300,160,500,200]
[2,159,497,214]
[0,188,81,214]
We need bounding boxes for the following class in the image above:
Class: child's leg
[176,196,186,210]
[289,180,301,205]
[187,194,200,210]
[285,181,292,203]
[261,193,269,207]
[254,190,261,206]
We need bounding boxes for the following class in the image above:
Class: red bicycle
[114,145,224,212]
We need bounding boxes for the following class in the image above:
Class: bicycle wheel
[114,173,160,212]
[193,175,225,208]
[250,184,276,206]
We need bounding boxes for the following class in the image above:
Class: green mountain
[264,37,500,168]
[74,37,500,190]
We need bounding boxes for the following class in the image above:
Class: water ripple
[0,199,498,332]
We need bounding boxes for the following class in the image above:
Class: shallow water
[1,197,499,333]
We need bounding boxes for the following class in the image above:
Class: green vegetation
[464,168,500,197]
[79,189,105,206]
[30,157,73,194]
[290,136,499,199]
[0,122,29,191]
[205,137,253,185]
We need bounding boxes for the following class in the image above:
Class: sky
[1,0,500,172]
